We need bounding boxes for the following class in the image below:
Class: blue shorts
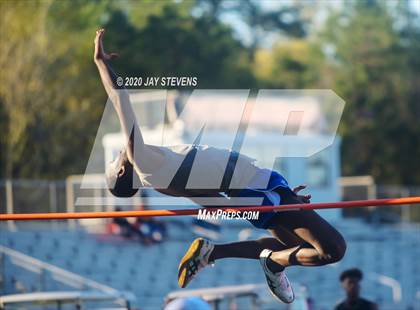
[236,171,296,229]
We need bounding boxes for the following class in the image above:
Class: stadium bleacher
[0,219,419,310]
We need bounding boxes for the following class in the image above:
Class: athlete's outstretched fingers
[292,185,311,203]
[292,185,306,193]
[301,194,311,203]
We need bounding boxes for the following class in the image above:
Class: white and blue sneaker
[178,238,214,288]
[259,249,294,303]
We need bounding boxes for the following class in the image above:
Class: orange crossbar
[1,196,420,221]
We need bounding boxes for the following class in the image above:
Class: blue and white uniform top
[136,144,292,229]
[137,144,260,190]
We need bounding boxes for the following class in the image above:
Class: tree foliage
[321,0,420,184]
[0,0,418,187]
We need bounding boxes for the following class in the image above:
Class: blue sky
[218,0,420,48]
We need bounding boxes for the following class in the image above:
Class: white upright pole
[5,180,17,231]
[65,176,76,229]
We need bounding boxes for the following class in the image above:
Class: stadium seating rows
[0,219,419,310]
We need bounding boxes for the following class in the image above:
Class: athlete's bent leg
[256,210,345,304]
[268,210,346,267]
[208,237,288,261]
[208,224,303,261]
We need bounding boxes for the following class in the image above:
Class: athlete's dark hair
[340,268,363,282]
[106,150,139,197]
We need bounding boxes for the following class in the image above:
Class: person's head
[340,268,363,299]
[164,297,211,310]
[106,148,139,197]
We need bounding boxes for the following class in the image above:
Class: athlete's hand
[293,185,311,204]
[94,28,119,61]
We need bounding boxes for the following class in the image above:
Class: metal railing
[1,177,420,223]
[0,245,121,295]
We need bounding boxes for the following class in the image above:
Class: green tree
[0,1,56,178]
[0,0,109,178]
[253,39,325,89]
[196,0,306,60]
[0,0,256,179]
[321,0,420,185]
[103,5,255,88]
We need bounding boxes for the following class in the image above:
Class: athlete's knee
[320,233,346,263]
[324,242,346,263]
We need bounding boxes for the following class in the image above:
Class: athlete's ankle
[208,246,217,262]
[266,254,285,273]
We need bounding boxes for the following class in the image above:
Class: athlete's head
[106,148,139,197]
[340,268,362,298]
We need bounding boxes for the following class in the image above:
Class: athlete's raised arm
[93,28,143,150]
[93,28,164,173]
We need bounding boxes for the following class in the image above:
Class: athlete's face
[106,148,139,197]
[341,276,360,298]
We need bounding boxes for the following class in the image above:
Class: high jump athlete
[94,29,346,304]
